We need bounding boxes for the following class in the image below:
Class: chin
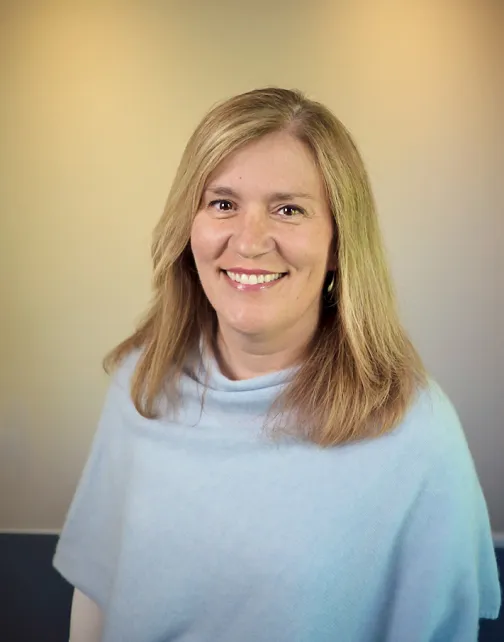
[221,313,277,338]
[230,323,274,338]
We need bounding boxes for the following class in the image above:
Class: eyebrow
[206,185,315,201]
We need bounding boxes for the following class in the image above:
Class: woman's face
[190,131,335,344]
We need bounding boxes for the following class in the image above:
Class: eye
[209,199,234,212]
[278,205,305,217]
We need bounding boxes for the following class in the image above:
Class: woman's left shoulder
[390,378,473,468]
[380,381,502,629]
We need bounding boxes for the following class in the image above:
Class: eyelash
[208,199,306,218]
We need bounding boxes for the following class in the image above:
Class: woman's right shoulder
[96,348,145,426]
[108,347,143,395]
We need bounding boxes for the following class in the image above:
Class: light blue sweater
[54,348,501,641]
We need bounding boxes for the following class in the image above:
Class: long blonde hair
[104,87,427,447]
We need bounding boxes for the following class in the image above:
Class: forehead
[207,131,324,195]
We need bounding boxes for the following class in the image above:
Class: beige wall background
[0,0,502,532]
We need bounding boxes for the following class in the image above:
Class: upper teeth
[226,271,284,285]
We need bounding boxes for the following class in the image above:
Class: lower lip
[222,271,287,291]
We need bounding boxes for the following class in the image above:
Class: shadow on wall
[0,534,502,642]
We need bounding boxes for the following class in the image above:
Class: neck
[213,324,315,381]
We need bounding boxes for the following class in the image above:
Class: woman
[54,87,501,641]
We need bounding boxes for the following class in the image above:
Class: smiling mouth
[221,270,288,286]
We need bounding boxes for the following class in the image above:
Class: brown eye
[209,199,234,211]
[279,205,304,217]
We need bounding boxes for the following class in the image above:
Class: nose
[230,209,274,259]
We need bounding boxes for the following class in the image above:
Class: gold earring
[327,273,335,294]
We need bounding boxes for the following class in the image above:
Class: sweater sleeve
[53,364,134,609]
[383,391,501,641]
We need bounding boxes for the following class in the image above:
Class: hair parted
[104,86,427,447]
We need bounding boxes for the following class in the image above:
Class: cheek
[286,233,332,274]
[190,216,227,266]
[310,225,334,270]
[190,219,211,268]
[189,233,202,268]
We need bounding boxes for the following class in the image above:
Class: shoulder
[385,378,476,481]
[386,381,495,554]
[382,384,501,626]
[397,378,466,445]
[109,348,143,392]
[101,348,143,415]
